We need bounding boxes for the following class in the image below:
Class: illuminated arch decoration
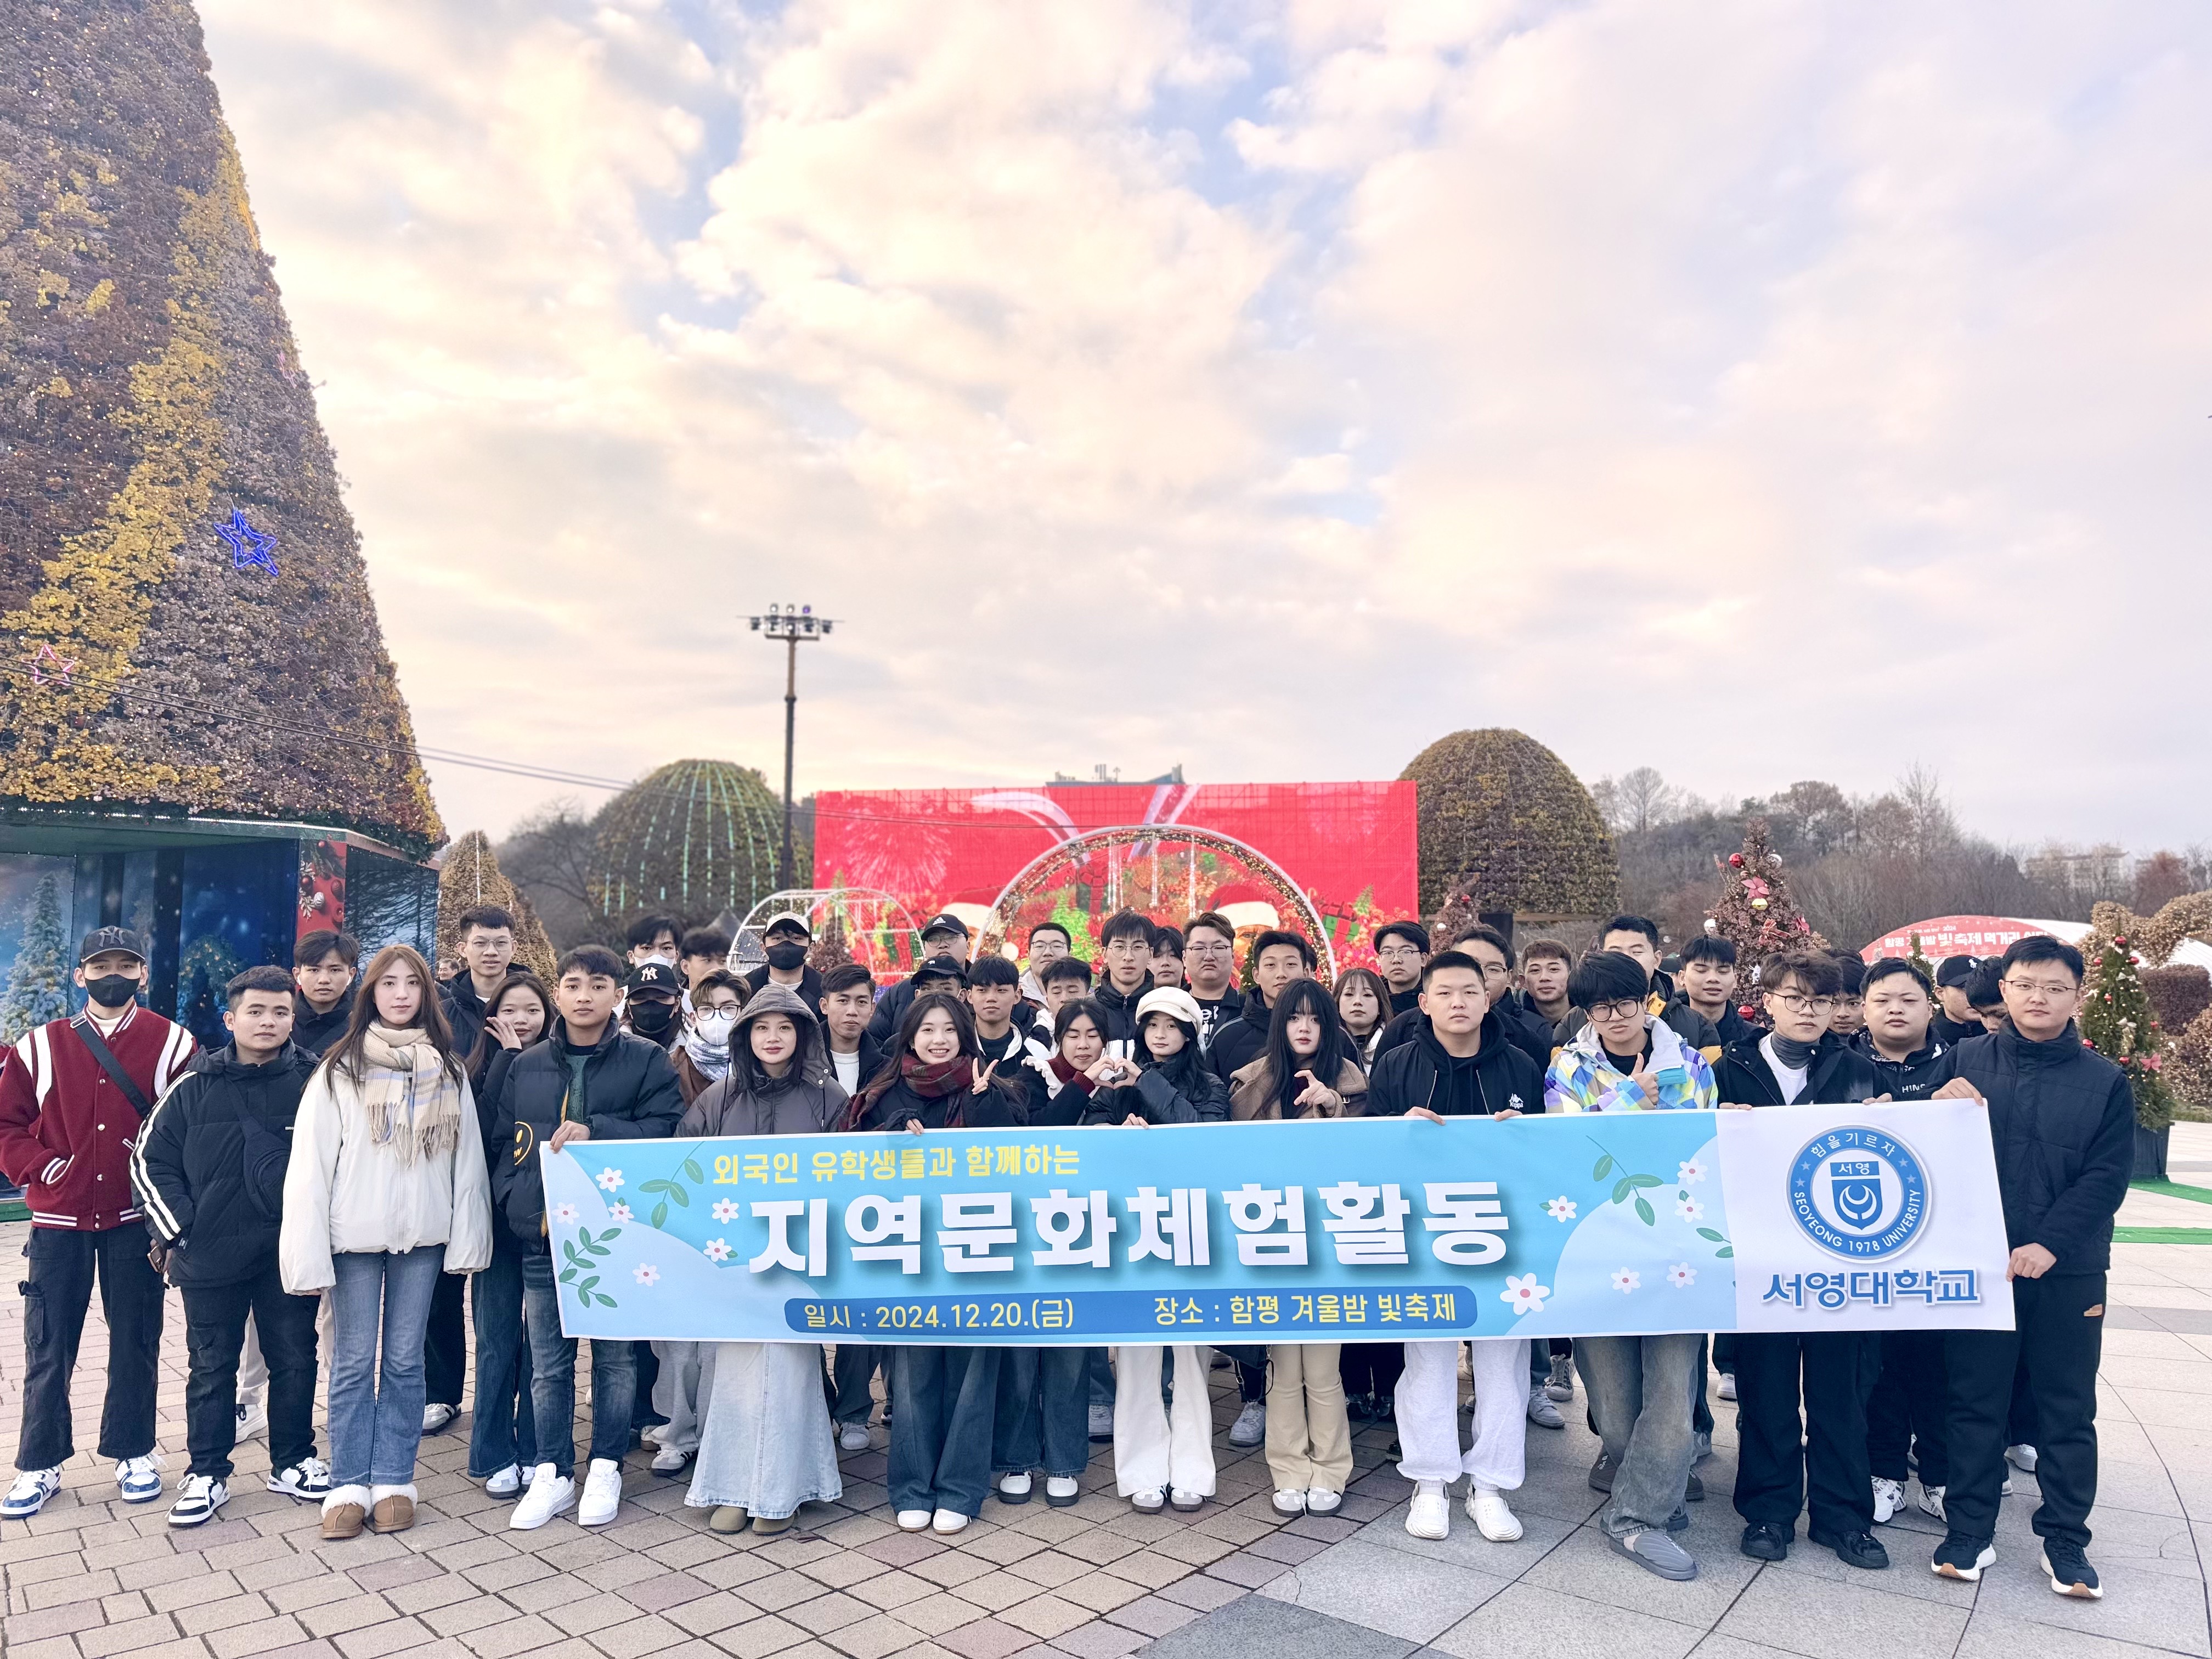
[979,825,1338,981]
[732,887,925,984]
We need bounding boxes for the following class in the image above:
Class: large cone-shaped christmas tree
[0,1,442,853]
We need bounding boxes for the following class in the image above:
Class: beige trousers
[1265,1342,1352,1496]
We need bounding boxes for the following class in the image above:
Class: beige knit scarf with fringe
[360,1023,462,1167]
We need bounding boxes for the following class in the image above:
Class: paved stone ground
[7,1130,2212,1659]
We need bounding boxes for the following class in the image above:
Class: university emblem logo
[1787,1126,1928,1259]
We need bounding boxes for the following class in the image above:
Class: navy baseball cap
[78,927,146,964]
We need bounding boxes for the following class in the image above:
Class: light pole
[747,602,836,891]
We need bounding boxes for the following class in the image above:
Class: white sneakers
[1717,1373,1737,1402]
[509,1463,575,1530]
[650,1445,691,1475]
[1272,1488,1307,1515]
[895,1509,933,1531]
[236,1396,268,1442]
[1131,1487,1166,1512]
[167,1474,227,1528]
[116,1455,163,1503]
[1230,1401,1267,1447]
[1404,1481,1519,1542]
[421,1403,457,1435]
[1,1467,61,1519]
[1046,1476,1081,1506]
[1872,1477,1904,1524]
[2007,1443,2040,1474]
[931,1508,969,1534]
[1407,1481,1451,1540]
[1467,1487,1521,1542]
[838,1423,872,1453]
[579,1459,623,1526]
[1919,1483,1948,1521]
[1306,1489,1342,1516]
[998,1471,1033,1503]
[1526,1386,1566,1431]
[268,1457,331,1500]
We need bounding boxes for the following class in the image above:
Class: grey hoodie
[677,981,848,1138]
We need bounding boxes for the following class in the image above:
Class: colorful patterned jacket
[1543,1015,1717,1113]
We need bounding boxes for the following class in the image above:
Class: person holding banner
[1228,980,1367,1516]
[1370,950,1547,1543]
[1545,950,1716,1582]
[1929,935,2134,1600]
[846,993,1029,1534]
[674,983,847,1535]
[1711,952,1888,1572]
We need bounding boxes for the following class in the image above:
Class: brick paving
[0,1218,1401,1659]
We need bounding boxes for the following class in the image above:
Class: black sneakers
[1741,1521,1791,1561]
[1931,1535,1997,1581]
[2042,1542,2103,1600]
[1810,1527,1889,1570]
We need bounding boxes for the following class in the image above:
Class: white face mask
[692,1009,739,1046]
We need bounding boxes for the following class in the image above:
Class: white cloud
[197,0,2212,851]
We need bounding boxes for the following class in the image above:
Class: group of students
[0,902,2132,1607]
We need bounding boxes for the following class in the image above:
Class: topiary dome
[1400,729,1618,919]
[593,759,791,921]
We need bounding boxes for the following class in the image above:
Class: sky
[194,0,2212,851]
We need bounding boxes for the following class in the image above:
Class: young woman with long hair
[847,994,1025,1534]
[461,972,549,1497]
[1334,968,1393,1068]
[280,945,492,1541]
[1223,979,1366,1517]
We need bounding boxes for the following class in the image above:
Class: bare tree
[498,797,614,950]
[1615,767,1680,834]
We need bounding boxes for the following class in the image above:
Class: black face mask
[628,1000,677,1037]
[765,943,808,972]
[85,974,140,1010]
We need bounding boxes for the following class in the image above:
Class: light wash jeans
[1574,1332,1700,1536]
[328,1246,446,1488]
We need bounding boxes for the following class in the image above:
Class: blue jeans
[328,1247,445,1488]
[522,1254,635,1478]
[889,1346,1000,1516]
[1575,1332,1700,1536]
[992,1347,1091,1478]
[467,1236,537,1477]
[1086,1347,1115,1409]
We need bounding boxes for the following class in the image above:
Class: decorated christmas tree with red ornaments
[1706,820,1828,989]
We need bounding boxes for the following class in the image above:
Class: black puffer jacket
[850,1071,1028,1132]
[1712,1031,1880,1107]
[291,995,351,1058]
[1089,979,1147,1052]
[1367,1014,1545,1118]
[1947,1026,2134,1272]
[1208,995,1273,1084]
[441,975,494,1060]
[489,1017,684,1251]
[1376,998,1554,1071]
[1853,1031,1954,1101]
[1090,1046,1230,1125]
[130,1042,320,1286]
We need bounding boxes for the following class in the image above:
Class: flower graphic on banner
[702,1239,732,1263]
[1545,1196,1577,1222]
[596,1167,624,1193]
[608,1202,633,1224]
[633,1263,661,1287]
[551,1203,578,1226]
[1666,1263,1697,1289]
[1611,1268,1641,1294]
[711,1199,741,1223]
[1675,1195,1705,1225]
[1677,1159,1706,1185]
[1500,1273,1550,1315]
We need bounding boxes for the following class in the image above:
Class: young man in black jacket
[1090,910,1154,1054]
[1373,921,1429,1017]
[1674,936,1754,1047]
[1712,952,1887,1573]
[1928,936,2132,1599]
[1209,930,1313,1084]
[1372,951,1545,1543]
[131,968,328,1526]
[493,945,684,1532]
[291,929,359,1058]
[1932,956,1983,1045]
[1181,912,1244,1052]
[866,912,972,1042]
[1553,916,1720,1057]
[441,905,517,1059]
[1373,927,1552,1070]
[1858,958,1953,1100]
[741,912,824,1013]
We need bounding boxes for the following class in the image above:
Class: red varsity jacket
[0,1006,197,1231]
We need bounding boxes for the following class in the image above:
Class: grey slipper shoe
[1608,1528,1699,1581]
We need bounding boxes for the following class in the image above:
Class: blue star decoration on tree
[216,509,278,575]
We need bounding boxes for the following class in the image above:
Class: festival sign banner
[542,1104,2011,1345]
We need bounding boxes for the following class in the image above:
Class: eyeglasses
[1477,961,1510,978]
[2003,978,2076,1000]
[1186,941,1232,956]
[1588,999,1645,1024]
[1376,946,1425,961]
[1768,993,1835,1014]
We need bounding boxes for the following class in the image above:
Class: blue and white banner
[541,1102,2012,1345]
